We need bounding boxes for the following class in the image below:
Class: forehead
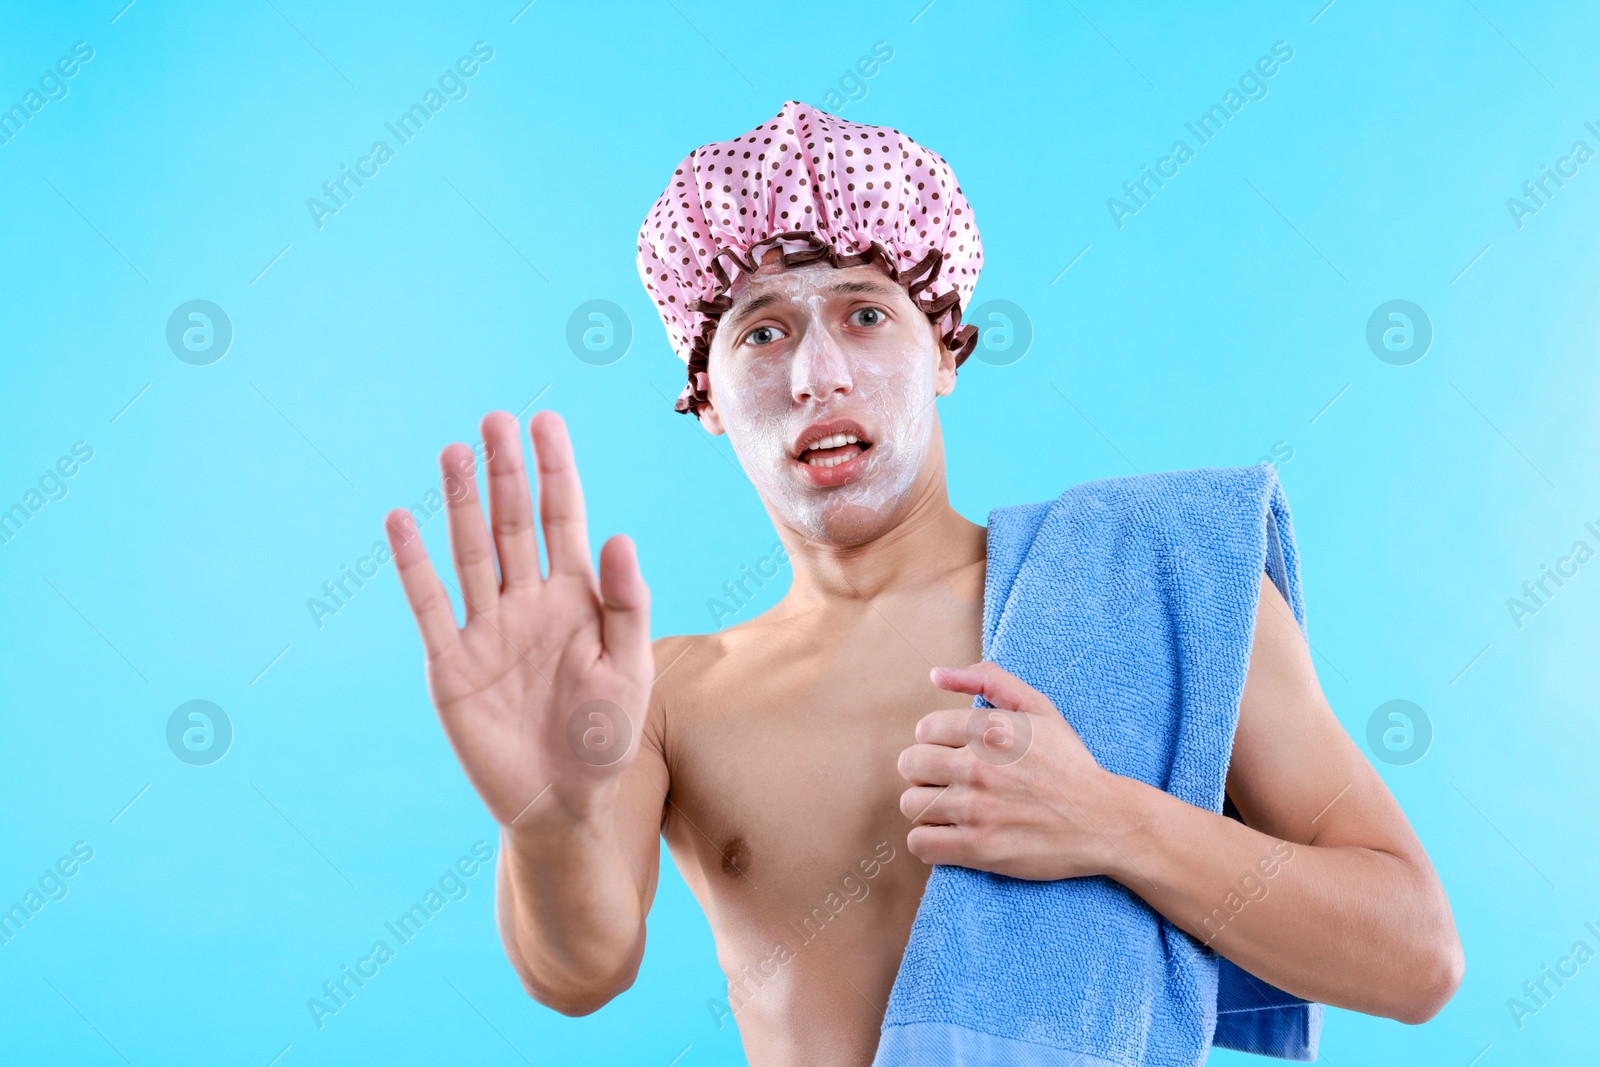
[724,260,909,319]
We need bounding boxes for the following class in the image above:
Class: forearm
[496,816,647,1015]
[1096,775,1460,1023]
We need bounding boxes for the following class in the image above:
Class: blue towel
[873,464,1323,1066]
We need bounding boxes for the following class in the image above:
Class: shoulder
[648,633,715,710]
[645,626,747,717]
[649,633,702,676]
[1067,463,1282,511]
[649,621,760,678]
[995,464,1282,519]
[648,605,799,701]
[646,617,784,765]
[991,463,1285,547]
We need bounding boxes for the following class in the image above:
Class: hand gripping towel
[873,464,1324,1066]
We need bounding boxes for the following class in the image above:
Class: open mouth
[790,420,875,487]
[798,431,872,468]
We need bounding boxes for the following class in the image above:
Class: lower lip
[792,448,871,487]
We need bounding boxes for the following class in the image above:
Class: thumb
[930,661,1054,715]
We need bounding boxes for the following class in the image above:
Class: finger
[385,509,461,657]
[599,534,651,664]
[480,411,539,589]
[896,742,969,787]
[529,411,595,580]
[915,707,975,747]
[440,444,499,620]
[899,785,957,825]
[905,824,967,866]
[930,661,1051,715]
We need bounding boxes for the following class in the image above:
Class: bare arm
[386,410,665,1015]
[1101,575,1464,1022]
[495,659,671,1015]
[898,575,1463,1025]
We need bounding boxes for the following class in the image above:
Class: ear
[932,336,958,397]
[698,376,727,435]
[700,403,726,435]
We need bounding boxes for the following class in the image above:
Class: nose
[790,320,853,404]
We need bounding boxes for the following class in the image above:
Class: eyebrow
[721,276,903,336]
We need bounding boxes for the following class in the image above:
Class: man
[384,102,1462,1066]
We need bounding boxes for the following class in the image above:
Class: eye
[742,324,785,347]
[850,306,888,328]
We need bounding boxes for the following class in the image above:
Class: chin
[778,470,924,547]
[740,422,938,546]
[793,502,896,546]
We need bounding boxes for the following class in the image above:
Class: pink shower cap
[636,100,984,416]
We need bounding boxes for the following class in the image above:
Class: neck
[772,465,986,609]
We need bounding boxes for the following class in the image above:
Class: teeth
[805,432,860,451]
[806,454,857,468]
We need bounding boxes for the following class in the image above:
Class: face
[699,250,957,546]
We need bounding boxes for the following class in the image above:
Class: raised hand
[385,410,653,832]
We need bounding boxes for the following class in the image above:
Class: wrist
[1088,770,1163,883]
[502,787,616,853]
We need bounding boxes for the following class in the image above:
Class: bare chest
[658,597,982,987]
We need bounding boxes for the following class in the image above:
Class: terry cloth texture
[635,99,983,416]
[873,464,1323,1066]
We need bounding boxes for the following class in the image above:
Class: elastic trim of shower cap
[671,229,979,416]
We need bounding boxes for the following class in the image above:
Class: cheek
[860,341,936,419]
[880,322,938,396]
[723,363,790,422]
[716,362,796,463]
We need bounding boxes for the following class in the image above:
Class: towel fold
[873,464,1322,1066]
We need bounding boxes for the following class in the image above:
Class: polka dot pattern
[636,100,984,416]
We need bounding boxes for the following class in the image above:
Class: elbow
[496,890,650,1016]
[511,937,646,1017]
[526,983,622,1017]
[1375,857,1464,1025]
[1394,928,1465,1025]
[519,968,637,1017]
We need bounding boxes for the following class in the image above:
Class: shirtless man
[383,105,1463,1065]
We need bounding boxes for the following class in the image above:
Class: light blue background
[2,0,1596,1063]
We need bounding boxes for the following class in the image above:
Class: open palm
[384,410,653,830]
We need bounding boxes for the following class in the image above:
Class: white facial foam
[708,260,941,545]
